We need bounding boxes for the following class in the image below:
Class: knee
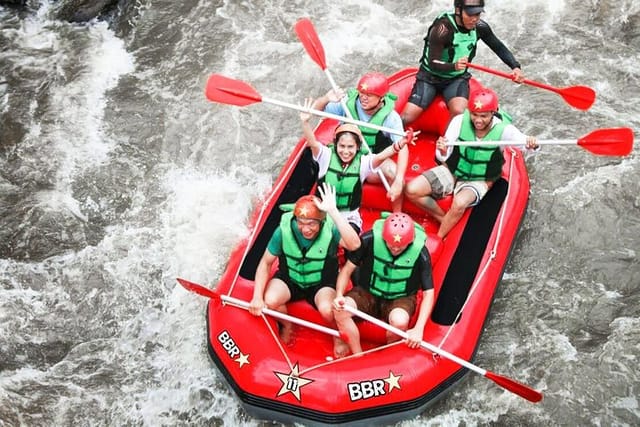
[263,294,278,309]
[388,309,410,331]
[405,178,427,200]
[449,104,466,117]
[317,303,333,321]
[449,199,468,215]
[401,106,421,125]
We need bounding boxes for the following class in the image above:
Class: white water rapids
[0,0,639,425]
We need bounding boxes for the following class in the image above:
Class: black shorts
[273,270,332,309]
[407,69,471,109]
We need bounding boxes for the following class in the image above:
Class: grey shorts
[423,165,489,206]
[454,181,490,207]
[423,165,455,199]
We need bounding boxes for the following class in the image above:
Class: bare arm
[300,98,323,158]
[394,143,409,185]
[316,182,361,251]
[412,289,434,332]
[335,260,357,302]
[249,250,277,315]
[311,88,345,111]
[405,289,434,348]
[371,132,410,169]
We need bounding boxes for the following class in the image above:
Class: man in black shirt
[333,213,434,356]
[402,0,524,124]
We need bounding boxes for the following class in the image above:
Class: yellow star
[360,83,369,91]
[384,370,402,392]
[274,363,314,401]
[393,233,402,243]
[474,100,484,110]
[297,206,309,217]
[234,352,249,368]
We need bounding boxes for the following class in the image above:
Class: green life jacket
[368,218,427,299]
[345,88,398,152]
[446,110,508,181]
[279,211,335,288]
[422,12,477,79]
[318,146,362,211]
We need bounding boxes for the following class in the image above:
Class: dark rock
[51,0,119,23]
[0,0,27,6]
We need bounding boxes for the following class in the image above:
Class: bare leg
[263,279,294,344]
[437,187,476,238]
[315,287,349,357]
[401,102,425,126]
[405,174,446,221]
[447,96,468,118]
[386,307,411,344]
[334,297,362,355]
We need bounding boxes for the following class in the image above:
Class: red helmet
[357,72,389,97]
[382,213,415,247]
[294,195,325,221]
[468,88,499,113]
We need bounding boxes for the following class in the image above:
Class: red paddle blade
[465,63,596,110]
[578,127,634,156]
[485,371,543,403]
[205,74,262,106]
[176,278,220,301]
[559,85,596,111]
[294,18,327,70]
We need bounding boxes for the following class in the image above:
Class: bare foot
[333,337,350,358]
[279,324,295,346]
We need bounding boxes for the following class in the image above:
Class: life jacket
[446,109,508,181]
[421,12,477,79]
[279,211,335,288]
[368,217,427,299]
[318,146,362,211]
[345,88,397,152]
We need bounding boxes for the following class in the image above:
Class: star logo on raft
[347,370,403,401]
[274,363,314,401]
[235,352,249,368]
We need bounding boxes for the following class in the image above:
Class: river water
[0,0,638,426]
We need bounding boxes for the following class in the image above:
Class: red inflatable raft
[188,68,532,425]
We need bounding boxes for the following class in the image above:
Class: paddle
[448,127,634,157]
[464,62,596,111]
[295,17,392,191]
[205,74,405,138]
[341,304,543,403]
[177,278,348,341]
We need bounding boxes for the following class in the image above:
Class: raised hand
[315,182,338,214]
[326,87,345,103]
[299,97,313,122]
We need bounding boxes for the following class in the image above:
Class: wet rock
[51,0,119,23]
[0,0,27,6]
